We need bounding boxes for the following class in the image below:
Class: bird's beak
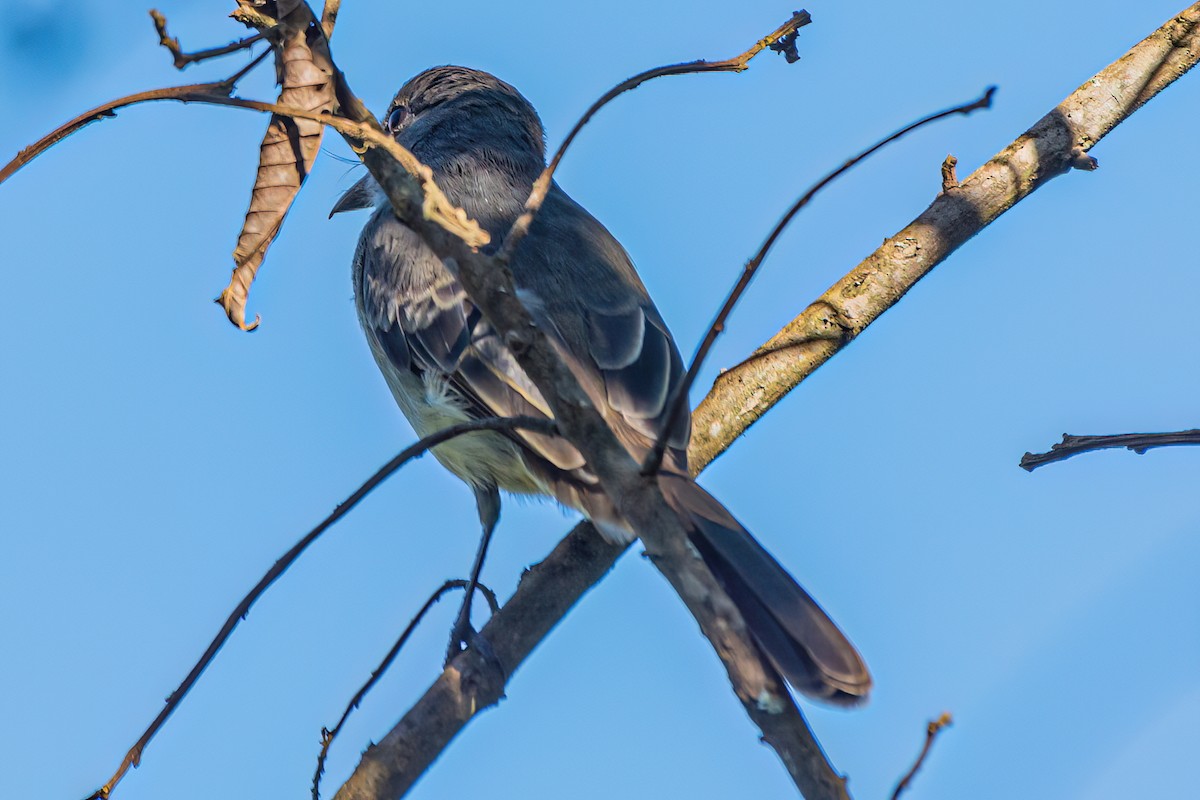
[329,172,380,218]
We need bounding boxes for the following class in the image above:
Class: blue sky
[2,1,1197,798]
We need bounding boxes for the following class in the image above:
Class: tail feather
[658,473,871,705]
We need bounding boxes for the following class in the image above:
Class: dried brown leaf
[217,1,334,330]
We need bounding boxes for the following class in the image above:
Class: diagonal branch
[689,1,1200,467]
[313,26,877,800]
[0,52,270,186]
[84,417,556,800]
[340,3,1200,798]
[334,79,845,800]
[313,579,500,800]
[643,86,996,474]
[6,51,842,795]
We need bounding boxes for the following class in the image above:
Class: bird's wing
[503,185,692,466]
[356,181,692,477]
[356,210,586,473]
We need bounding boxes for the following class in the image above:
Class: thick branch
[644,87,995,474]
[335,78,842,800]
[1020,429,1200,471]
[689,2,1200,466]
[337,4,1200,798]
[3,54,833,799]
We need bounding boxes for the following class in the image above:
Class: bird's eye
[384,105,410,134]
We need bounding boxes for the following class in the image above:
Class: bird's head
[330,66,545,217]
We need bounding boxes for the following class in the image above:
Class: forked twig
[83,417,556,800]
[642,87,996,474]
[311,579,500,800]
[496,10,814,265]
[149,9,264,70]
[891,713,953,800]
[1021,429,1200,471]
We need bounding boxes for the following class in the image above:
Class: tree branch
[689,1,1200,467]
[334,77,846,800]
[23,3,1196,798]
[643,86,995,474]
[315,15,874,800]
[334,4,1200,798]
[313,579,500,800]
[84,417,556,800]
[1020,429,1200,471]
[148,9,264,70]
[0,52,271,186]
[14,22,839,796]
[496,10,813,264]
[890,713,953,800]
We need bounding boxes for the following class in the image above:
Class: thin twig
[339,6,1200,796]
[149,9,264,70]
[0,49,270,186]
[0,78,489,251]
[891,713,953,800]
[642,87,996,474]
[495,10,813,265]
[312,579,500,800]
[83,416,557,800]
[1020,429,1200,471]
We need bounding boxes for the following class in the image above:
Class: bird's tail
[657,472,871,705]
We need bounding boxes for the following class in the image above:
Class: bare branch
[891,713,953,800]
[496,10,813,265]
[148,9,264,70]
[207,90,493,251]
[313,579,499,800]
[33,4,1198,799]
[344,4,1200,796]
[0,51,270,186]
[689,1,1200,468]
[83,417,556,800]
[326,47,853,800]
[1020,429,1200,471]
[643,87,996,475]
[1,82,490,327]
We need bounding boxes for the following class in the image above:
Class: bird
[330,65,870,704]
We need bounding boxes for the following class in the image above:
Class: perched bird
[331,66,870,704]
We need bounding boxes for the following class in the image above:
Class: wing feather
[357,210,586,473]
